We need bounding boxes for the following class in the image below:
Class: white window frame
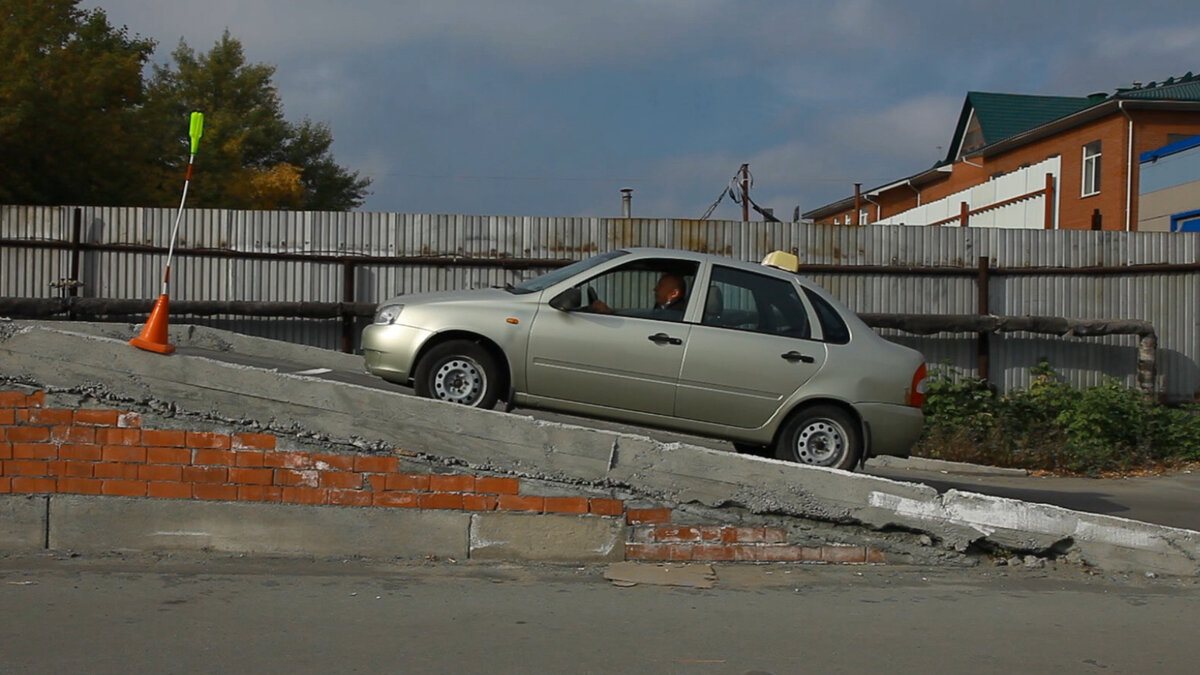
[1081,141,1101,197]
[858,208,869,225]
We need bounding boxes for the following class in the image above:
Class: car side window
[702,266,811,339]
[577,259,699,323]
[804,288,851,345]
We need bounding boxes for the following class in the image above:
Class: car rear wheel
[414,340,501,409]
[774,405,861,470]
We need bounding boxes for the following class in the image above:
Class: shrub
[913,361,1200,474]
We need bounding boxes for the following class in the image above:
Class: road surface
[1,552,1195,674]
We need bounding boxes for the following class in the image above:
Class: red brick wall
[1,390,887,564]
[0,390,621,515]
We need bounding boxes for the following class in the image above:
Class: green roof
[1115,74,1200,101]
[965,92,1099,146]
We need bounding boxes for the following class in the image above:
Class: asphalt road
[177,344,1200,533]
[2,553,1197,674]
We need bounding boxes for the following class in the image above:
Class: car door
[674,265,827,428]
[525,258,699,415]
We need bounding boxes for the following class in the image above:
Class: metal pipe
[1119,100,1134,231]
[620,188,633,218]
[976,256,990,383]
[862,193,882,224]
[7,237,1200,275]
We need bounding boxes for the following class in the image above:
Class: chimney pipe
[853,183,862,226]
[620,188,633,218]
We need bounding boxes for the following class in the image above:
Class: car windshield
[507,250,629,294]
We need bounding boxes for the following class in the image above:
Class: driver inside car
[590,272,687,319]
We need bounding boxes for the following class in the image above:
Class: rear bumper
[361,323,433,384]
[858,402,924,458]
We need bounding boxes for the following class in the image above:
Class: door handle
[648,333,683,346]
[781,351,815,363]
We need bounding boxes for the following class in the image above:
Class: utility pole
[740,163,750,222]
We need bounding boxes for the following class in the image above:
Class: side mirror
[549,287,583,311]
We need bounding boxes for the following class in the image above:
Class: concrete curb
[0,494,625,562]
[866,455,1029,477]
[2,322,1198,576]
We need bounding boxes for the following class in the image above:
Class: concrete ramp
[2,321,1198,575]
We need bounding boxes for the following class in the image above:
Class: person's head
[654,273,685,307]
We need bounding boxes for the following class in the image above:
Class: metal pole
[977,256,990,384]
[853,183,862,226]
[740,164,749,223]
[341,261,356,353]
[1043,173,1055,230]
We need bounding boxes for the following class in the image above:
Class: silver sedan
[362,248,926,471]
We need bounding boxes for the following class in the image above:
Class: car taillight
[909,363,927,407]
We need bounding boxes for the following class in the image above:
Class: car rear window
[703,266,811,339]
[804,288,850,344]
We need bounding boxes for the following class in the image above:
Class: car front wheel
[413,340,501,409]
[774,405,861,470]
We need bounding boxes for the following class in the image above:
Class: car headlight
[374,303,404,325]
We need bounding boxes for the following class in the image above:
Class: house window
[1082,141,1101,197]
[858,208,869,225]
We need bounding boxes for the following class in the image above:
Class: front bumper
[361,323,434,384]
[857,402,924,458]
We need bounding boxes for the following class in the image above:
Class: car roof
[618,247,801,282]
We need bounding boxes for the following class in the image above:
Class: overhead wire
[700,165,779,222]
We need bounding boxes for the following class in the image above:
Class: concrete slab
[603,561,717,588]
[0,495,46,550]
[49,495,470,559]
[866,455,1029,477]
[470,513,625,562]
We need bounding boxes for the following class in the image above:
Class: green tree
[0,0,156,205]
[143,31,371,210]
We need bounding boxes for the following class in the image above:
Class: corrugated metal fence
[3,205,1198,401]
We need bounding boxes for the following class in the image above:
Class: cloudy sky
[82,0,1200,219]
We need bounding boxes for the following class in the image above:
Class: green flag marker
[189,111,204,154]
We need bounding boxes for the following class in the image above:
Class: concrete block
[470,512,625,562]
[49,495,470,559]
[0,495,46,551]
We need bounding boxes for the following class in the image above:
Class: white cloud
[819,94,960,163]
[75,0,1200,217]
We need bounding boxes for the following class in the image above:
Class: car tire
[774,405,861,470]
[413,340,502,409]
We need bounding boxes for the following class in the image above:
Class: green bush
[914,361,1200,474]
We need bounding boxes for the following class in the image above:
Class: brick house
[804,74,1200,231]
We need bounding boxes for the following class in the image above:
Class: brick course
[0,390,886,566]
[625,524,885,564]
[0,391,629,519]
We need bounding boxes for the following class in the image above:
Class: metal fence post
[341,260,356,353]
[977,256,990,384]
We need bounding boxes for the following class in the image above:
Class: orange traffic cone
[130,294,176,354]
